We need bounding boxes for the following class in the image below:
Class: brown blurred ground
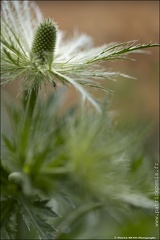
[3,1,159,123]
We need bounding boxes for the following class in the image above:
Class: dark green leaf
[33,200,59,218]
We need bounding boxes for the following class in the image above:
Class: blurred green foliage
[1,88,158,239]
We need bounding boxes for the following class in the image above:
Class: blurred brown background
[3,1,159,124]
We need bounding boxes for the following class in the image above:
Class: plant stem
[23,90,28,110]
[23,87,38,121]
[15,211,30,239]
[56,202,103,239]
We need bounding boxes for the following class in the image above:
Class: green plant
[1,1,159,239]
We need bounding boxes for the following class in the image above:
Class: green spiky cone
[31,18,57,65]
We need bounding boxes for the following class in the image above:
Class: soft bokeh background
[4,1,159,123]
[3,0,159,157]
[1,2,159,239]
[36,1,160,122]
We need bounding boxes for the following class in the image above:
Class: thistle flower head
[31,18,57,64]
[1,1,159,111]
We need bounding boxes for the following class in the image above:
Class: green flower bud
[8,172,32,195]
[8,172,24,185]
[31,18,57,64]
